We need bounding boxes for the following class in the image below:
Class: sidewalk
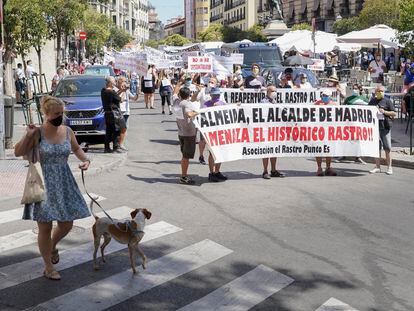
[0,107,127,201]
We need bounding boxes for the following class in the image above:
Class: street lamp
[336,14,342,21]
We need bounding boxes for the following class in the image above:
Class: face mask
[269,92,277,99]
[375,92,384,100]
[49,115,63,127]
[328,82,334,87]
[322,96,330,103]
[301,78,307,83]
[185,81,192,87]
[352,89,359,95]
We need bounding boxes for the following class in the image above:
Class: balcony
[223,12,245,24]
[210,13,223,22]
[211,0,224,9]
[224,0,246,11]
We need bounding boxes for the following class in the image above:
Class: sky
[150,0,184,24]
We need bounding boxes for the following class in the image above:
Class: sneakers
[169,111,173,115]
[208,173,221,182]
[215,172,228,181]
[179,176,195,185]
[369,167,381,174]
[199,156,206,165]
[355,157,366,165]
[270,170,285,177]
[119,145,128,151]
[262,172,271,179]
[386,166,393,175]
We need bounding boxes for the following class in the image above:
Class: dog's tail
[89,197,99,220]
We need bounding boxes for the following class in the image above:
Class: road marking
[0,206,144,253]
[35,240,233,311]
[0,221,182,291]
[177,264,294,311]
[315,298,359,311]
[0,193,105,225]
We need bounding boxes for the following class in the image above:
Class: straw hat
[328,75,339,83]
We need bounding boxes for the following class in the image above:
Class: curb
[72,152,128,177]
[364,156,414,170]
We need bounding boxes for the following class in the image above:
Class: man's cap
[210,87,221,95]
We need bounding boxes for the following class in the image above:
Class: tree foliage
[358,0,399,28]
[332,17,361,35]
[395,0,414,51]
[199,24,224,42]
[291,23,312,31]
[45,0,87,66]
[245,24,266,42]
[83,8,112,56]
[108,26,134,50]
[163,34,191,46]
[5,0,48,60]
[222,26,245,42]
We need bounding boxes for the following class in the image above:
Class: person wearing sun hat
[314,89,337,176]
[327,74,346,99]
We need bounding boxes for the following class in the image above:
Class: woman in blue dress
[15,96,91,280]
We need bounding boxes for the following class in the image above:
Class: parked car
[53,75,106,144]
[84,65,116,77]
[261,67,320,88]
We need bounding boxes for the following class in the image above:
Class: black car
[261,67,320,88]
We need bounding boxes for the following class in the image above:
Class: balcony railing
[224,0,246,11]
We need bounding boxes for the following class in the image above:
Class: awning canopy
[336,24,400,49]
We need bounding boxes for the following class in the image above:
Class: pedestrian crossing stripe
[0,205,131,254]
[33,239,233,311]
[0,193,106,225]
[0,221,182,291]
[315,298,359,311]
[177,264,294,311]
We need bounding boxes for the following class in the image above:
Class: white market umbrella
[270,30,338,54]
[336,24,400,49]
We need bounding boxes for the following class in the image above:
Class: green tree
[199,24,224,42]
[145,39,163,49]
[245,24,266,42]
[83,8,112,56]
[358,0,399,28]
[222,26,246,43]
[45,0,87,67]
[163,34,191,46]
[395,0,414,51]
[291,23,312,31]
[332,17,362,35]
[108,26,134,50]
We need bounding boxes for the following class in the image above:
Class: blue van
[221,41,283,76]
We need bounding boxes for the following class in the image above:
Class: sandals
[51,249,59,264]
[43,269,61,280]
[325,168,337,176]
[270,170,285,178]
[317,169,324,176]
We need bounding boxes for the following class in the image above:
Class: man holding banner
[314,89,337,176]
[260,85,286,179]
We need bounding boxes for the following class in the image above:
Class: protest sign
[230,53,244,64]
[308,59,325,71]
[114,53,137,72]
[188,56,213,73]
[136,56,148,77]
[221,88,340,105]
[194,104,379,162]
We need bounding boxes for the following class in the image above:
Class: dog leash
[81,169,115,222]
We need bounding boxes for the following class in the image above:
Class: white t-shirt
[369,60,386,78]
[119,90,135,115]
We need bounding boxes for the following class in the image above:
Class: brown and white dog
[91,201,152,274]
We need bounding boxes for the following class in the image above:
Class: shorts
[379,129,391,151]
[179,135,196,159]
[123,114,129,128]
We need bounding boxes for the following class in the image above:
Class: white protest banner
[308,59,325,71]
[188,56,213,73]
[221,88,340,105]
[136,54,148,77]
[114,52,137,72]
[193,104,379,163]
[230,53,244,64]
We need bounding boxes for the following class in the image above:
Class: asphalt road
[0,98,413,311]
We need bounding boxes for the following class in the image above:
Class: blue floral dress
[23,127,90,222]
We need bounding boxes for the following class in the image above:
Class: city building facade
[283,0,365,32]
[184,0,210,40]
[164,17,186,37]
[148,3,165,41]
[210,0,276,31]
[88,0,149,43]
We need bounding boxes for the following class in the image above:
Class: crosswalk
[0,195,360,310]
